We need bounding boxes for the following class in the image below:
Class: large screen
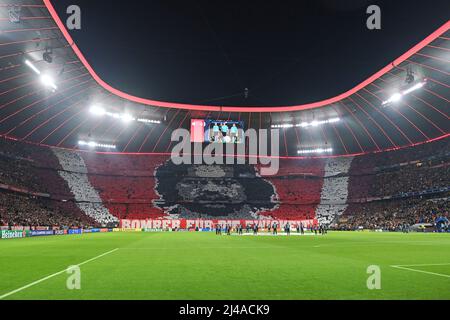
[204,120,245,144]
[190,119,245,144]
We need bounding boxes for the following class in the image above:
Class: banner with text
[121,219,317,230]
[1,230,29,239]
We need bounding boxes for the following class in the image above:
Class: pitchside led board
[191,119,245,144]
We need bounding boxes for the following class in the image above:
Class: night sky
[52,0,450,107]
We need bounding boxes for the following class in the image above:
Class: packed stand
[336,196,449,231]
[0,191,95,228]
[53,149,118,225]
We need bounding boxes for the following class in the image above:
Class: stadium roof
[0,1,448,157]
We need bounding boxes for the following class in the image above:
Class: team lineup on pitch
[1,231,449,300]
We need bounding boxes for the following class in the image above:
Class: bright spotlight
[297,148,333,155]
[25,60,41,75]
[40,74,57,90]
[328,118,340,123]
[382,81,426,106]
[120,113,135,122]
[383,92,402,105]
[272,118,341,129]
[78,140,116,149]
[403,82,425,95]
[25,60,58,91]
[137,118,161,124]
[90,106,106,116]
[87,106,161,125]
[391,93,403,102]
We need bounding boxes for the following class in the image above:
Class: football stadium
[0,0,449,306]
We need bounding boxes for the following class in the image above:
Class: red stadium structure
[0,2,447,157]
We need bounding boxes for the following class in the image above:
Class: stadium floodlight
[382,81,426,106]
[297,118,340,128]
[90,105,106,116]
[297,148,333,155]
[137,118,162,124]
[120,113,135,122]
[40,74,57,91]
[328,118,340,123]
[272,118,340,129]
[25,60,57,91]
[25,59,41,75]
[78,140,116,149]
[271,124,294,129]
[403,81,425,95]
[383,92,403,105]
[87,106,161,125]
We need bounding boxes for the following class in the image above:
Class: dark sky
[52,0,450,107]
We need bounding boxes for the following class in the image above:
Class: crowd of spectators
[0,191,95,228]
[0,135,448,229]
[0,156,43,192]
[53,149,118,225]
[376,164,448,196]
[336,196,449,231]
[0,139,75,199]
[351,139,450,173]
[348,161,449,200]
[0,137,61,168]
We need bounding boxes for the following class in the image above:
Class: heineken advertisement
[1,230,29,239]
[0,228,114,240]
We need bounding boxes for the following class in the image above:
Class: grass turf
[0,231,449,300]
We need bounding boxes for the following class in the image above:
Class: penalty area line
[390,265,450,279]
[0,248,119,300]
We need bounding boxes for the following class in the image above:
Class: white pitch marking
[390,265,450,279]
[0,248,119,300]
[120,247,278,250]
[392,263,450,267]
[232,233,317,237]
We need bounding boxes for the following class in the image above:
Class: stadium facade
[0,1,447,157]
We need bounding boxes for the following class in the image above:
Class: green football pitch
[0,231,449,300]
